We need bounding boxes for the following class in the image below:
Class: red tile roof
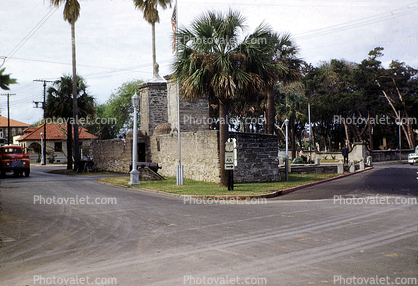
[0,115,30,128]
[17,123,96,141]
[22,127,38,134]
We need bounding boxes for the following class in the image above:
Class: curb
[98,167,374,200]
[277,166,374,197]
[98,180,184,198]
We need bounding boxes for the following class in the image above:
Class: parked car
[0,145,30,177]
[407,146,418,165]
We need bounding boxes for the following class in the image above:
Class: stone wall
[92,139,132,173]
[92,131,150,173]
[139,82,168,136]
[150,131,280,183]
[281,165,338,174]
[150,130,220,182]
[312,152,344,161]
[93,128,281,183]
[230,132,280,183]
[298,143,369,162]
[370,149,413,161]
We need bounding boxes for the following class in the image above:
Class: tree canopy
[0,68,17,90]
[302,47,418,151]
[46,75,95,169]
[87,80,142,139]
[173,10,287,186]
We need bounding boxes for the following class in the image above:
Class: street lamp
[397,110,401,161]
[129,92,140,185]
[40,132,45,165]
[284,118,289,156]
[284,118,289,181]
[308,103,312,162]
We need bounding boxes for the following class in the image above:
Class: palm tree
[173,10,272,186]
[0,68,17,90]
[133,0,172,81]
[277,82,307,159]
[46,75,95,169]
[50,0,82,169]
[264,33,301,135]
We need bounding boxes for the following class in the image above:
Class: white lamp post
[284,118,289,181]
[284,118,289,156]
[308,103,312,161]
[397,110,401,161]
[40,132,44,165]
[129,92,140,185]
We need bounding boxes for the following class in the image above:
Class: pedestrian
[299,148,307,163]
[342,145,349,164]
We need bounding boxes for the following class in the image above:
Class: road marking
[0,235,15,242]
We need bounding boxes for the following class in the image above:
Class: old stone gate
[92,76,280,183]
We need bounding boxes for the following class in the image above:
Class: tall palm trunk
[71,22,80,170]
[219,100,229,187]
[290,114,296,159]
[266,86,274,134]
[67,123,72,169]
[152,22,157,78]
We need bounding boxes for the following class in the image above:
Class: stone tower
[139,82,168,136]
[139,76,210,136]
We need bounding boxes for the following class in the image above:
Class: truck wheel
[1,170,5,177]
[25,170,30,177]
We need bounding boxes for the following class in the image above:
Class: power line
[3,5,61,64]
[0,57,5,69]
[9,56,172,75]
[9,57,118,70]
[4,82,39,97]
[295,2,418,40]
[0,93,43,106]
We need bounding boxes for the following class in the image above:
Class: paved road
[0,165,417,286]
[274,163,418,200]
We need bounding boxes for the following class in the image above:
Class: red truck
[0,145,30,177]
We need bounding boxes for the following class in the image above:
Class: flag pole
[173,0,183,185]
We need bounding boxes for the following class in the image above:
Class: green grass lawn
[99,173,340,196]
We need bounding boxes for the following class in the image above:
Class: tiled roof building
[0,115,30,140]
[16,123,96,164]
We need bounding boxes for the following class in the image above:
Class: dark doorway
[138,143,146,162]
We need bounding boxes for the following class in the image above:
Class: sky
[1,0,417,125]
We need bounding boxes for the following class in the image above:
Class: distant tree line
[217,47,417,154]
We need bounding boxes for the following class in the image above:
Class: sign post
[225,138,237,190]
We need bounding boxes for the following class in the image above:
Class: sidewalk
[31,163,67,167]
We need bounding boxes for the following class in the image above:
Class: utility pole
[0,93,16,144]
[34,79,54,165]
